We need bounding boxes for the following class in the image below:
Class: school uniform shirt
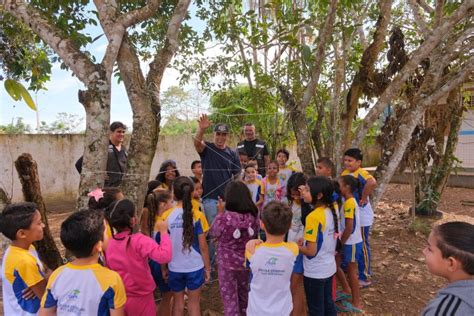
[278,165,296,189]
[1,245,45,315]
[339,198,363,245]
[341,167,375,227]
[287,201,304,243]
[262,177,283,207]
[41,263,126,316]
[162,206,208,273]
[303,206,337,279]
[246,242,298,316]
[245,179,265,204]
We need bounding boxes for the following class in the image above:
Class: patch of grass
[408,217,432,237]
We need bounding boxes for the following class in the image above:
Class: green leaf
[16,83,37,111]
[4,79,22,101]
[3,79,37,111]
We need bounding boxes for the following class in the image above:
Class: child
[245,201,298,316]
[286,172,308,316]
[316,157,335,178]
[1,202,47,316]
[40,209,126,315]
[342,148,377,286]
[190,176,204,213]
[336,175,363,313]
[146,190,175,316]
[162,176,211,316]
[88,187,124,238]
[210,181,259,315]
[105,199,172,316]
[140,180,166,236]
[298,176,338,316]
[237,150,249,180]
[422,222,474,315]
[155,160,180,190]
[276,148,296,189]
[191,160,203,182]
[262,161,284,208]
[244,162,264,208]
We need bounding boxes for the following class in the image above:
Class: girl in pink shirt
[105,199,172,316]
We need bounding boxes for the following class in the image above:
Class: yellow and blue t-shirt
[339,197,362,245]
[162,206,209,273]
[246,242,298,316]
[303,206,337,279]
[1,245,45,315]
[341,167,375,226]
[41,263,126,315]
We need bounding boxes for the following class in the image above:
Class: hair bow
[87,188,104,202]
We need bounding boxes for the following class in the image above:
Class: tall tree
[2,0,192,212]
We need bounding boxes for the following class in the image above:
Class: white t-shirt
[303,206,337,279]
[287,202,304,243]
[245,179,265,204]
[246,242,298,316]
[339,198,363,245]
[2,245,45,316]
[41,263,126,315]
[162,206,206,273]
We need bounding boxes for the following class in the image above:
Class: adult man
[193,114,241,226]
[75,121,128,187]
[236,123,270,177]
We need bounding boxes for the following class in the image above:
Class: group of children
[1,148,474,316]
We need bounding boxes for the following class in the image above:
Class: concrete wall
[1,134,469,203]
[0,134,299,202]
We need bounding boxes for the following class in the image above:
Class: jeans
[303,275,336,316]
[202,198,218,264]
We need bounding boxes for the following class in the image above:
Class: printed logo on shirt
[67,289,80,300]
[265,257,278,266]
[306,229,313,235]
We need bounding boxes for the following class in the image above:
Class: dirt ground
[2,183,473,315]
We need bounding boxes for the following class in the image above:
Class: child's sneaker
[359,279,372,288]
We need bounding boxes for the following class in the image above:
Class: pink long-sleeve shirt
[105,231,172,297]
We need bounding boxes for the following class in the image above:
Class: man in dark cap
[193,114,241,226]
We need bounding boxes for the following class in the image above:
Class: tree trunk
[118,37,159,219]
[77,71,111,209]
[14,153,63,269]
[279,85,316,176]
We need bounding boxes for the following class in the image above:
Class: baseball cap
[213,123,229,133]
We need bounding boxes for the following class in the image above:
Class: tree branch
[147,0,191,89]
[372,56,474,207]
[94,0,161,80]
[416,0,434,14]
[351,0,473,147]
[3,0,97,85]
[118,0,162,28]
[407,0,430,35]
[433,0,446,28]
[300,0,338,109]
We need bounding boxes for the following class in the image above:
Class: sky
[0,3,208,131]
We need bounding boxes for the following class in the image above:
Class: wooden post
[15,153,63,269]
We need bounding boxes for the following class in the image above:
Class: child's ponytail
[146,190,172,235]
[173,176,195,251]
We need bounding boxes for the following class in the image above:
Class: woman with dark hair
[155,160,180,190]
